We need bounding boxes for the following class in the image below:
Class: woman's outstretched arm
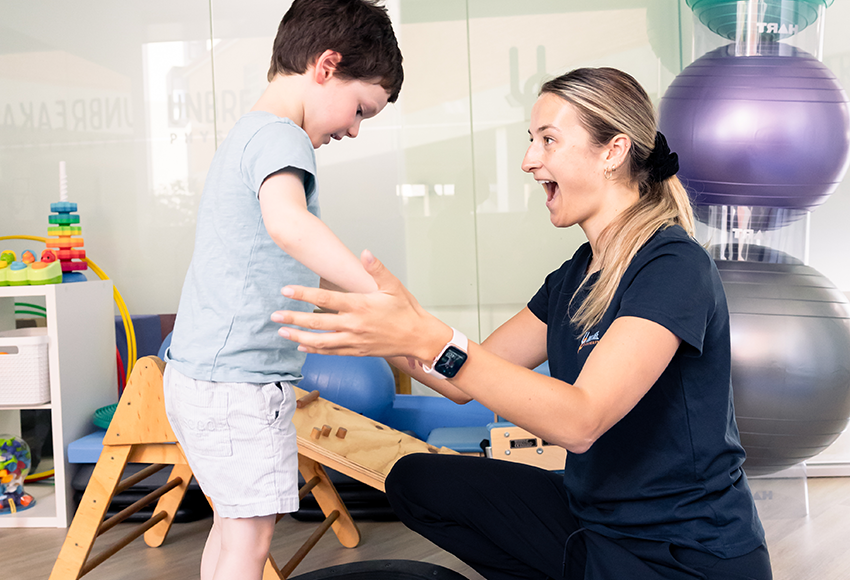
[272,251,680,453]
[383,306,549,404]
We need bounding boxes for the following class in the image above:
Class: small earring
[604,166,615,180]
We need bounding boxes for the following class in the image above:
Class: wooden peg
[335,427,347,440]
[311,427,322,440]
[297,390,320,409]
[321,425,332,437]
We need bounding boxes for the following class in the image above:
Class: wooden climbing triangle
[48,356,455,580]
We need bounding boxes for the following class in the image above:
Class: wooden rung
[98,477,183,536]
[115,463,167,495]
[298,476,321,500]
[273,475,325,526]
[81,510,169,576]
[278,510,340,579]
[144,463,193,548]
[296,456,360,550]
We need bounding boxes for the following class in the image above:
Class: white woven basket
[0,327,50,405]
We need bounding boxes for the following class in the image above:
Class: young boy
[162,1,403,578]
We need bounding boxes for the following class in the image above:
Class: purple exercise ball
[659,43,850,227]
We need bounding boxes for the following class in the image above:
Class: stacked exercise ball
[712,249,850,476]
[659,43,850,231]
[660,0,850,475]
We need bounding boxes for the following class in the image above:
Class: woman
[272,67,772,580]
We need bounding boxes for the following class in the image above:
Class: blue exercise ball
[299,353,395,421]
[716,255,850,476]
[659,43,850,230]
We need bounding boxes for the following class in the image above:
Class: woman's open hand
[271,250,451,362]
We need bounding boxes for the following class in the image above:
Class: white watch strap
[423,328,468,378]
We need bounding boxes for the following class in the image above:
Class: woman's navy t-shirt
[527,224,765,558]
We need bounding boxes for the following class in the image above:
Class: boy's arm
[259,169,378,293]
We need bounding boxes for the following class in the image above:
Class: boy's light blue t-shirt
[166,111,320,383]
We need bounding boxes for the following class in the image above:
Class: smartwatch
[423,328,468,379]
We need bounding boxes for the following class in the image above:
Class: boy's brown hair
[268,0,403,102]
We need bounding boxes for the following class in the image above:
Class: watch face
[434,345,468,378]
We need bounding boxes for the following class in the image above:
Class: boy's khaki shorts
[163,364,300,518]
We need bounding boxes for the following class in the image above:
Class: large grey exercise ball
[716,255,850,476]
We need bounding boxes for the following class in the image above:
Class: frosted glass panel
[808,0,850,292]
[390,1,478,339]
[0,0,761,346]
[467,0,683,336]
[0,0,215,315]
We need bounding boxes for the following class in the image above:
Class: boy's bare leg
[202,506,277,580]
[201,507,222,580]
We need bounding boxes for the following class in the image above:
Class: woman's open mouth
[538,180,559,204]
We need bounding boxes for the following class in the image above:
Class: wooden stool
[48,356,359,580]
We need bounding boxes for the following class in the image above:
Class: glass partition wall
[5,1,850,399]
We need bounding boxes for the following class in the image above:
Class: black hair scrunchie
[646,131,679,183]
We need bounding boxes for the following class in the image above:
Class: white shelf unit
[0,280,116,528]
